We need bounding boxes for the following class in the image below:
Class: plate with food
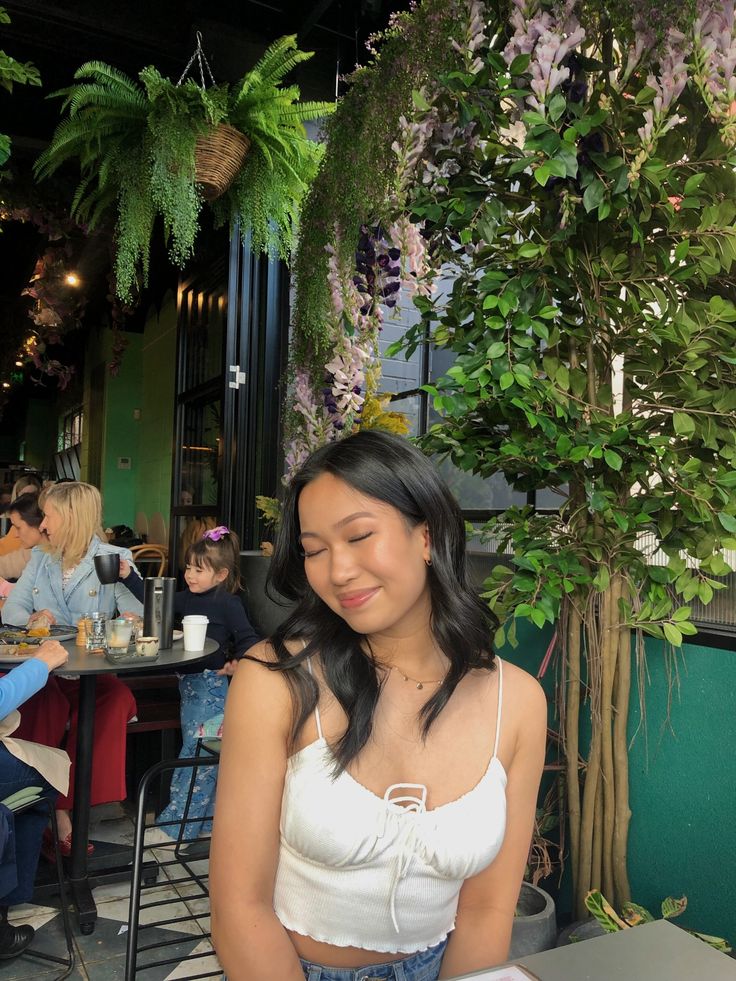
[0,624,77,660]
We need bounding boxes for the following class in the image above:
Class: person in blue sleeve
[121,526,260,853]
[0,640,70,959]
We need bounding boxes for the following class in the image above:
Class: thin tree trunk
[576,723,601,918]
[600,574,621,901]
[565,599,582,897]
[592,766,604,896]
[612,606,632,905]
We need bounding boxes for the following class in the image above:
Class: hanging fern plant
[35,35,333,302]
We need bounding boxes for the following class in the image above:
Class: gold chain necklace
[391,665,445,691]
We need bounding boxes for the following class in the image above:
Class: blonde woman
[2,481,143,855]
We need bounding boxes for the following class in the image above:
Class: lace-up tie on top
[273,659,508,954]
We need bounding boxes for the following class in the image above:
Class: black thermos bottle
[143,576,177,650]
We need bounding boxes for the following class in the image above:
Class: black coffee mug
[94,552,120,585]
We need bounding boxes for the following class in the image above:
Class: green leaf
[584,891,628,933]
[717,511,736,533]
[411,89,431,111]
[663,623,683,646]
[487,341,505,359]
[671,606,692,622]
[509,54,531,76]
[548,92,566,122]
[604,449,623,471]
[683,173,706,195]
[672,411,695,436]
[534,164,551,186]
[661,896,687,920]
[635,85,658,104]
[499,371,514,390]
[583,180,606,213]
[698,580,713,604]
[674,240,690,261]
[518,242,541,257]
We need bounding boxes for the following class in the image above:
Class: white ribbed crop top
[273,658,507,954]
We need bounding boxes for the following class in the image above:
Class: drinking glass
[105,617,132,658]
[86,612,108,652]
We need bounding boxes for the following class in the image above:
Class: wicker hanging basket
[195,123,251,201]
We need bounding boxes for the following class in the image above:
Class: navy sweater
[124,573,260,672]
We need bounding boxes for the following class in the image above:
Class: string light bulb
[15,360,23,367]
[65,272,80,287]
[2,382,10,389]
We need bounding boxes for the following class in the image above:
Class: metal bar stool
[125,751,221,981]
[2,786,75,980]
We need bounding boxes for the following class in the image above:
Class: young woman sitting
[210,431,547,981]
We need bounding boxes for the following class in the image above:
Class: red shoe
[41,826,95,862]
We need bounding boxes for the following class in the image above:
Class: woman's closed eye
[302,532,373,559]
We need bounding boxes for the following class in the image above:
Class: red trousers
[12,675,137,810]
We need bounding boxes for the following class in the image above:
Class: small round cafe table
[4,636,218,934]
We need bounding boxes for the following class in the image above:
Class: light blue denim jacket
[1,536,143,627]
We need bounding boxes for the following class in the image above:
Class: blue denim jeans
[300,940,447,981]
[157,670,227,840]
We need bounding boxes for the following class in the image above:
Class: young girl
[210,431,547,981]
[121,527,260,843]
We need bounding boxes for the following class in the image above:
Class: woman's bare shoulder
[498,658,548,754]
[500,658,546,705]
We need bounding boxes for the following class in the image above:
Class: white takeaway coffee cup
[182,615,209,651]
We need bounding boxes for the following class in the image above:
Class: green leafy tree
[0,6,41,165]
[393,0,736,915]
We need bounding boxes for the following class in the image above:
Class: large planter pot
[509,882,557,959]
[556,917,607,947]
[240,550,296,638]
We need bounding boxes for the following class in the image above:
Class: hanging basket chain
[177,31,216,89]
[176,30,250,200]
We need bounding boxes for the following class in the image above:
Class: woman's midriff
[287,929,406,967]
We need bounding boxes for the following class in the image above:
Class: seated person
[0,640,70,959]
[121,526,260,845]
[0,477,42,561]
[0,494,45,601]
[2,481,142,855]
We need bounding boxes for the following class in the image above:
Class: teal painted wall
[100,333,143,527]
[498,624,735,944]
[626,641,735,943]
[78,294,177,532]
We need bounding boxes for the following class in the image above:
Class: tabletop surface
[49,636,219,675]
[453,920,736,980]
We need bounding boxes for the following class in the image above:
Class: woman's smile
[337,587,380,609]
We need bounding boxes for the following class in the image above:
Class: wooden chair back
[130,544,169,577]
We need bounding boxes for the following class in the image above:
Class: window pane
[535,485,569,510]
[179,397,222,507]
[180,290,226,390]
[379,293,424,395]
[436,458,526,510]
[385,394,423,438]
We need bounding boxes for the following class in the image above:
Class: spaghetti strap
[304,649,324,741]
[492,657,504,759]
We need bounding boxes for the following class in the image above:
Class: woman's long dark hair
[266,430,498,771]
